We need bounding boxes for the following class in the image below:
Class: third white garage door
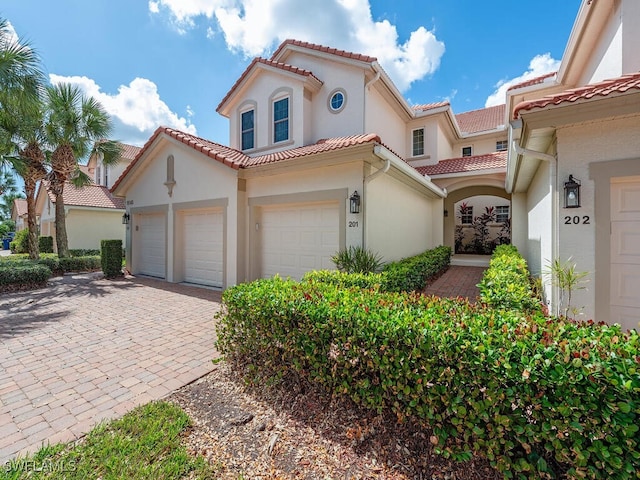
[259,202,340,280]
[183,209,224,287]
[610,176,640,331]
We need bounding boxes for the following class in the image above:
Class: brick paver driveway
[0,273,221,463]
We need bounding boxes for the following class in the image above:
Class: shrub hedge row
[0,264,51,292]
[217,276,640,479]
[2,254,101,275]
[477,244,541,313]
[382,245,451,292]
[306,245,451,293]
[38,236,54,253]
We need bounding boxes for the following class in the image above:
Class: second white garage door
[259,202,340,280]
[183,209,224,287]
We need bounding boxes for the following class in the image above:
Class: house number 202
[564,215,590,225]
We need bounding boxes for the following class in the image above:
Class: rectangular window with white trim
[241,109,255,150]
[273,97,289,143]
[496,205,510,223]
[412,128,424,156]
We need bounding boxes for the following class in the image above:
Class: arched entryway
[444,186,511,264]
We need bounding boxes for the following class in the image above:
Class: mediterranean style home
[112,0,639,331]
[35,144,140,252]
[11,198,28,232]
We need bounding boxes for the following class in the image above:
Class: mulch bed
[168,362,502,479]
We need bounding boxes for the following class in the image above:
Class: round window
[329,90,345,112]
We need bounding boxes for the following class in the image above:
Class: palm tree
[44,82,120,257]
[0,17,45,259]
[0,171,24,220]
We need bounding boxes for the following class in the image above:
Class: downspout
[361,146,390,249]
[512,141,559,314]
[363,72,381,133]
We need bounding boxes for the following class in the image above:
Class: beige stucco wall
[66,209,125,250]
[525,161,553,280]
[365,172,440,262]
[121,139,240,286]
[554,114,640,322]
[365,86,407,157]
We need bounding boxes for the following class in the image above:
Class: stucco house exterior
[506,0,640,331]
[111,38,520,288]
[11,198,28,232]
[112,0,638,331]
[35,180,126,252]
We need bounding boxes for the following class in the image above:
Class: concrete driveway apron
[0,273,221,463]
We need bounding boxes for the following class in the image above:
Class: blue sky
[2,0,582,148]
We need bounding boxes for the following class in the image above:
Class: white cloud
[49,74,197,146]
[485,53,560,107]
[0,21,20,45]
[149,0,445,92]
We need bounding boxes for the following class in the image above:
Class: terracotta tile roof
[514,72,640,119]
[243,134,382,167]
[217,57,322,113]
[111,127,387,192]
[416,151,507,176]
[412,101,450,112]
[43,181,125,209]
[507,72,557,91]
[270,39,377,64]
[13,198,27,217]
[455,104,506,134]
[120,143,142,160]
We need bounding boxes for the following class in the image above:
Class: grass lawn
[1,401,216,480]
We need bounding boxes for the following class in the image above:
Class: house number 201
[564,215,590,225]
[348,221,359,227]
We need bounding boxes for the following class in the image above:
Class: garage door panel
[260,202,340,280]
[611,180,640,221]
[138,214,166,279]
[183,210,223,287]
[611,222,640,264]
[611,264,640,307]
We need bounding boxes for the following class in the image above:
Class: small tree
[544,257,589,319]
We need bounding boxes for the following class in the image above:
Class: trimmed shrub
[38,236,54,253]
[69,248,101,257]
[101,239,123,278]
[58,256,101,273]
[216,277,640,479]
[477,244,540,313]
[382,245,451,292]
[0,263,51,292]
[331,246,384,273]
[9,228,28,254]
[302,269,385,290]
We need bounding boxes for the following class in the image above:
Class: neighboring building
[506,0,640,330]
[36,180,126,252]
[11,198,28,232]
[86,143,141,189]
[112,0,639,331]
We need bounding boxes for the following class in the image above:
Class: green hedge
[381,245,451,292]
[305,245,451,293]
[0,264,51,291]
[101,239,123,278]
[69,248,101,257]
[38,236,54,253]
[477,244,541,313]
[216,277,640,479]
[9,228,28,254]
[3,254,101,275]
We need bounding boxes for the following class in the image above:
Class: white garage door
[259,202,340,280]
[183,209,224,287]
[611,176,640,331]
[138,213,166,278]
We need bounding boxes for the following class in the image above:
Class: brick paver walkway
[0,273,221,463]
[423,266,486,301]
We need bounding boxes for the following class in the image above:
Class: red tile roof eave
[513,72,640,119]
[270,39,377,65]
[416,152,507,176]
[216,57,322,114]
[507,72,557,92]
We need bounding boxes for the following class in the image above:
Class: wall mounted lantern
[349,191,361,214]
[122,212,130,224]
[444,209,449,217]
[564,175,581,208]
